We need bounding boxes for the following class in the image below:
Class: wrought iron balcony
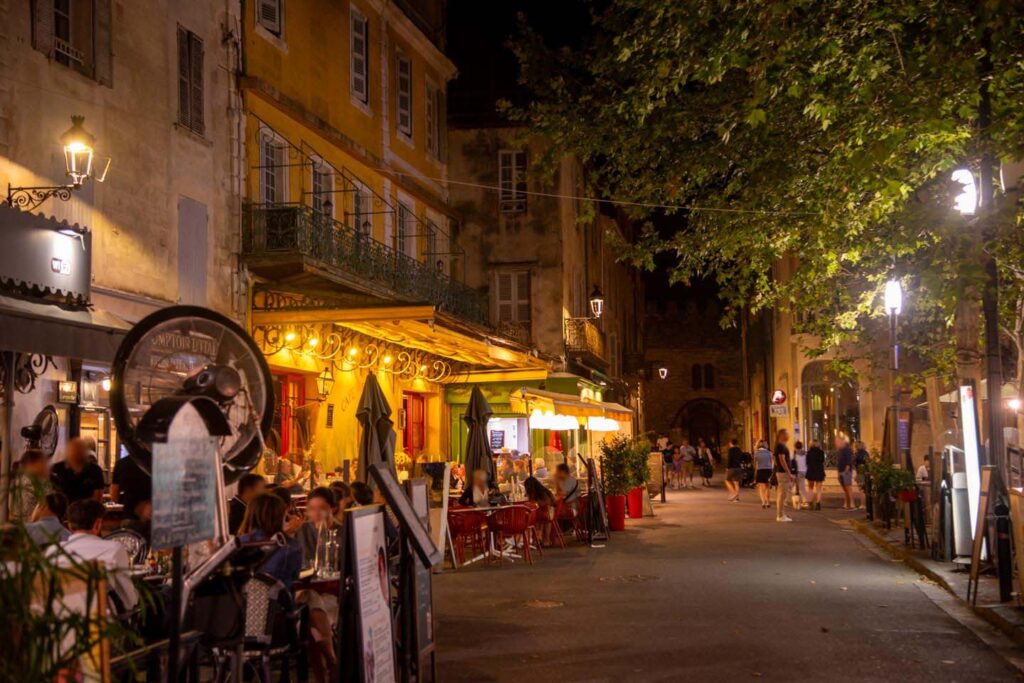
[242,203,489,327]
[496,320,532,346]
[564,317,607,365]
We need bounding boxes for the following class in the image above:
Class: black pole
[995,501,1013,601]
[400,531,414,683]
[167,546,183,682]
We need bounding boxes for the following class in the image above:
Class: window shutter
[425,84,435,156]
[258,0,282,35]
[496,273,513,323]
[438,90,448,161]
[515,272,530,322]
[350,11,368,102]
[31,0,54,57]
[397,56,412,137]
[94,0,113,86]
[177,28,191,128]
[189,33,205,135]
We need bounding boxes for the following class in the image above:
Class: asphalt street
[432,484,1021,682]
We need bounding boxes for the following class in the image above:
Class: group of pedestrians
[656,435,718,490]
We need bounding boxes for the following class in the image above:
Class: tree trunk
[954,294,985,440]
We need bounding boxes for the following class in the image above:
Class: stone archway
[672,398,735,446]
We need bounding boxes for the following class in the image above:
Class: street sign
[771,389,787,405]
[769,404,789,417]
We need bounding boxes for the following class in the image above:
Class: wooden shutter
[515,272,530,322]
[94,0,113,86]
[177,28,191,128]
[496,273,514,323]
[350,10,368,102]
[397,56,412,137]
[438,90,448,161]
[31,0,54,57]
[177,197,209,306]
[425,84,436,156]
[189,33,205,134]
[258,0,282,35]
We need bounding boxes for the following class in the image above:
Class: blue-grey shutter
[177,197,208,305]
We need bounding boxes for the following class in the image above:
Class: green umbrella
[463,386,496,488]
[356,374,396,486]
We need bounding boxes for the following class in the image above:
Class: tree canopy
[510,0,1024,385]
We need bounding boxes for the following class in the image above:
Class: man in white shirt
[51,499,139,611]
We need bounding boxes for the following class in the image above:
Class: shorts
[673,460,683,472]
[838,470,853,487]
[755,469,772,485]
[726,467,743,482]
[682,461,696,475]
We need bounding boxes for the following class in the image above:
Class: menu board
[405,479,435,663]
[489,430,505,450]
[348,506,396,683]
[151,435,217,550]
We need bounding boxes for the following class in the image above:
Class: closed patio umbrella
[463,386,496,488]
[356,374,397,486]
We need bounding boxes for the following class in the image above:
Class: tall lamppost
[884,278,903,465]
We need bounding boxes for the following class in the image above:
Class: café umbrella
[355,374,397,486]
[463,385,497,488]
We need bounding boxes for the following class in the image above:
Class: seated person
[328,481,353,524]
[229,473,266,535]
[523,476,556,544]
[458,469,492,508]
[51,500,138,611]
[238,493,303,593]
[533,457,549,480]
[553,463,580,509]
[349,481,374,506]
[297,487,341,562]
[13,449,51,521]
[25,491,71,546]
[295,486,341,683]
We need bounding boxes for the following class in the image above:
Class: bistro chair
[521,502,544,558]
[488,505,535,566]
[535,501,565,548]
[573,494,591,543]
[446,509,488,566]
[104,528,148,565]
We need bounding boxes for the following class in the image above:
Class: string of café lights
[377,167,820,216]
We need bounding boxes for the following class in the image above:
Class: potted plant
[626,440,651,519]
[890,467,918,502]
[599,435,636,531]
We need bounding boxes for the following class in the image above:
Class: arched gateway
[672,398,734,446]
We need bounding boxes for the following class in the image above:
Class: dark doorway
[673,399,734,447]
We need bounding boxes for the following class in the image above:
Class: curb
[850,519,1024,648]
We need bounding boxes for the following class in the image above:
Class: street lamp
[588,285,605,318]
[952,168,978,216]
[658,366,669,380]
[316,365,335,400]
[6,115,108,211]
[885,278,903,464]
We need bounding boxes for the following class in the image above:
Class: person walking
[724,438,744,502]
[852,440,869,510]
[753,440,773,509]
[772,430,794,522]
[835,435,855,510]
[805,440,826,510]
[697,438,714,487]
[792,441,810,509]
[661,439,676,489]
[680,439,697,489]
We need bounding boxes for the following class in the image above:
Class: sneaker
[731,498,740,503]
[776,515,793,523]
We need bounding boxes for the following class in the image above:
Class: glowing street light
[884,279,903,316]
[952,168,978,216]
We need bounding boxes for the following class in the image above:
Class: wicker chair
[104,528,148,565]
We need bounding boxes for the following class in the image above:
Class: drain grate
[524,599,565,609]
[598,574,660,583]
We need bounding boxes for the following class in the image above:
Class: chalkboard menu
[489,430,505,450]
[406,478,435,674]
[151,435,218,550]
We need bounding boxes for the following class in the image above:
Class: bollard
[995,501,1013,602]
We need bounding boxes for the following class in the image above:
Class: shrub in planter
[600,435,640,530]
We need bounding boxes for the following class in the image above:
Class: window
[691,364,703,390]
[499,150,527,213]
[260,135,287,204]
[703,363,715,389]
[425,82,442,158]
[496,271,531,324]
[311,161,333,217]
[350,8,369,104]
[352,185,371,235]
[396,54,412,138]
[396,202,415,258]
[34,0,113,84]
[257,0,282,36]
[177,27,205,135]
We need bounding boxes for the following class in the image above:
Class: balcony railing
[564,317,606,363]
[496,320,532,346]
[242,203,489,327]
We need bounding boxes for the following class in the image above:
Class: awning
[0,293,131,361]
[251,304,548,371]
[601,401,634,420]
[509,387,606,419]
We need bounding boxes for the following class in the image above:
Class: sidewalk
[849,514,1024,647]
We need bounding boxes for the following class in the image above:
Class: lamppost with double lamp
[4,116,109,212]
[884,278,903,465]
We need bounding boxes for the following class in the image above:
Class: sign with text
[151,435,218,550]
[348,506,397,683]
[769,404,789,417]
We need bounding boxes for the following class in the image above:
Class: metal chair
[104,528,148,565]
[488,505,535,565]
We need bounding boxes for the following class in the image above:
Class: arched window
[691,363,702,390]
[703,364,715,389]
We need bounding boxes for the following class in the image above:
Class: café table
[448,504,524,566]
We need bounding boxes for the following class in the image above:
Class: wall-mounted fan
[110,306,274,484]
[21,405,59,458]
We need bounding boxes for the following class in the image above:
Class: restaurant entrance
[403,392,426,458]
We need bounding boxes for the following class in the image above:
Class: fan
[21,405,59,458]
[110,306,274,484]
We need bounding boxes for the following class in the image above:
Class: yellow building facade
[239,0,543,472]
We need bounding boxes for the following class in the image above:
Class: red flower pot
[627,486,645,519]
[897,489,917,503]
[606,494,627,531]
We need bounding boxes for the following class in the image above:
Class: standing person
[753,440,774,508]
[835,436,855,510]
[852,440,870,510]
[696,438,714,487]
[51,438,105,504]
[229,473,267,535]
[773,429,794,522]
[805,440,826,510]
[661,439,675,489]
[680,439,697,489]
[656,433,670,451]
[110,454,152,523]
[724,439,744,502]
[792,441,810,509]
[13,449,51,521]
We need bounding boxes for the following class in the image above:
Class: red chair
[521,502,544,558]
[573,494,591,543]
[554,499,578,542]
[488,506,535,565]
[447,510,487,565]
[534,502,564,548]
